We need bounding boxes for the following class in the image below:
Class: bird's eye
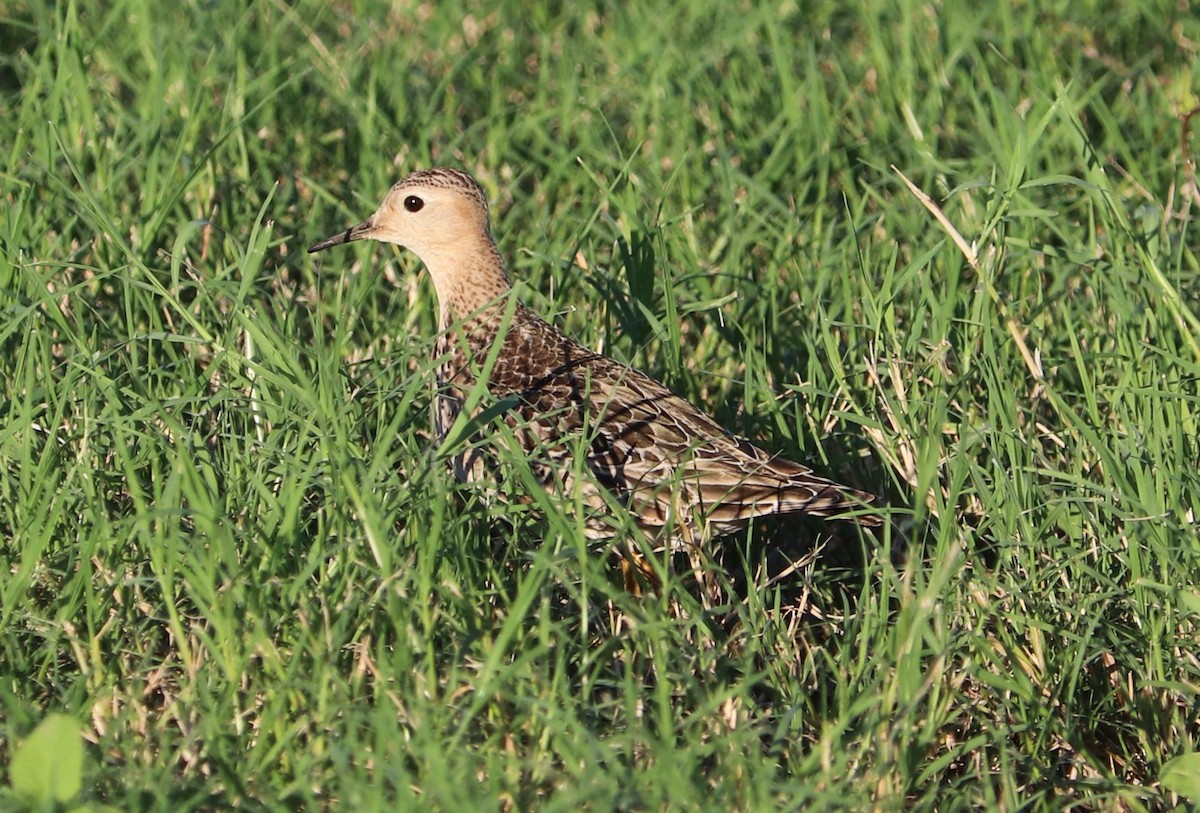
[403,195,424,213]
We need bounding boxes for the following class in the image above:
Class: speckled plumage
[308,167,880,544]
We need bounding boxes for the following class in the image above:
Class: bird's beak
[307,216,377,254]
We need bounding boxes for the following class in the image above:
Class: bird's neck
[424,237,515,330]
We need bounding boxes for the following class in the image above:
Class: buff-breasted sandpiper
[308,168,880,554]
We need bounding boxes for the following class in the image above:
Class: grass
[2,0,1199,809]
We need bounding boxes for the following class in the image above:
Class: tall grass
[2,0,1198,809]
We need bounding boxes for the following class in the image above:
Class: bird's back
[433,302,878,540]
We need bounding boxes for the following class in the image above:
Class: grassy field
[2,0,1199,809]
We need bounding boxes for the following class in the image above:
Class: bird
[307,167,880,552]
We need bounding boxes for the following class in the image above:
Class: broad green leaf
[1161,753,1200,800]
[9,714,84,804]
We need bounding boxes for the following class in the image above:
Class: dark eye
[403,195,424,212]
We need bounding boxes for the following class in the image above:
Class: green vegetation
[2,0,1198,808]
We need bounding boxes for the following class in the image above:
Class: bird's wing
[487,313,878,531]
[581,354,879,529]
